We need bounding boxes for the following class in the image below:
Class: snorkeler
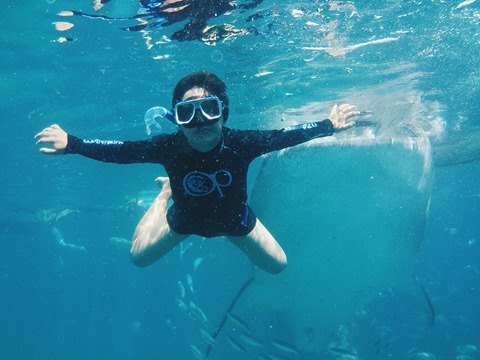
[35,71,361,274]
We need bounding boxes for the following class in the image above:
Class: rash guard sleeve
[64,134,169,164]
[239,119,335,159]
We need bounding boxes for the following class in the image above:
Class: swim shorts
[166,205,257,238]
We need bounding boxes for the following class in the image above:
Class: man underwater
[35,71,361,274]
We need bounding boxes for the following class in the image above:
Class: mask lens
[176,102,195,124]
[200,98,221,119]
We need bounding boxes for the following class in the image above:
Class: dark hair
[172,71,230,122]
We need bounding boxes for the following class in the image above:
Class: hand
[35,124,68,154]
[329,103,361,131]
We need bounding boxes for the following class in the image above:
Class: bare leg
[227,219,287,274]
[130,177,189,267]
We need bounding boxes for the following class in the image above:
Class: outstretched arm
[35,124,169,164]
[246,103,365,157]
[35,124,68,155]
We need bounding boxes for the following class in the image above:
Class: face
[179,87,224,152]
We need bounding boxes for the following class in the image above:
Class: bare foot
[155,176,170,188]
[93,0,105,11]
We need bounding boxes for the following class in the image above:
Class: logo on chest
[182,170,233,198]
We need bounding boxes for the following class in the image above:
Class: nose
[193,108,206,123]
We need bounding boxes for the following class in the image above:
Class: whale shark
[206,125,434,358]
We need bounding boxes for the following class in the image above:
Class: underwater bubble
[45,0,56,4]
[211,50,223,63]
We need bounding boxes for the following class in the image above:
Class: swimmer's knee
[130,249,149,267]
[265,254,287,275]
[129,243,153,267]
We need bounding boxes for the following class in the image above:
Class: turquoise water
[1,1,479,359]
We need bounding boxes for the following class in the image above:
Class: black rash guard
[65,120,334,237]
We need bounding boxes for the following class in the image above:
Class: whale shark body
[210,131,434,357]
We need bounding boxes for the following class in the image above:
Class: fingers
[35,124,60,139]
[35,129,48,139]
[338,104,360,118]
[35,134,56,144]
[337,103,355,112]
[39,147,59,155]
[336,104,374,122]
[328,104,338,118]
[35,124,66,154]
[345,120,356,128]
[344,110,361,119]
[331,103,374,132]
[37,136,60,154]
[337,104,372,117]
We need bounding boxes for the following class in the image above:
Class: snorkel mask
[144,96,223,135]
[174,96,223,128]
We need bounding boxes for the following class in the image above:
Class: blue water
[1,1,479,359]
